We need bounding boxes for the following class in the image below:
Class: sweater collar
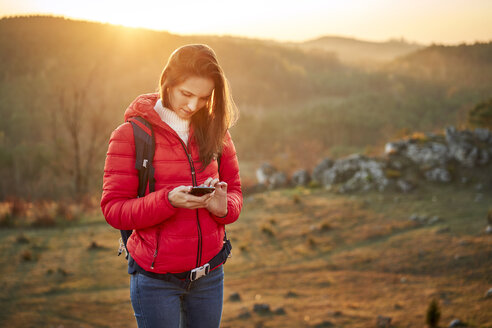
[153,98,190,132]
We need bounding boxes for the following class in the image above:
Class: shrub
[426,298,441,328]
[468,97,492,130]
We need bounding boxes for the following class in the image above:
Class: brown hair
[159,44,238,169]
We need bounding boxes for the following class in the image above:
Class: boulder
[229,292,241,302]
[448,319,467,327]
[253,303,271,315]
[474,127,491,142]
[291,169,311,186]
[405,142,449,167]
[376,315,392,328]
[312,158,334,184]
[256,163,277,185]
[384,141,406,155]
[424,167,452,183]
[269,172,288,189]
[396,179,414,192]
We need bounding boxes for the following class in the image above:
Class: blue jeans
[130,265,224,328]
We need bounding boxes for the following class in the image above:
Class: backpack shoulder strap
[119,116,155,259]
[128,116,156,196]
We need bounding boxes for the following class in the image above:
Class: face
[168,76,215,120]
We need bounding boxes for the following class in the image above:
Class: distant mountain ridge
[296,35,423,65]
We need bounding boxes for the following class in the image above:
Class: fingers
[169,185,214,209]
[203,177,219,187]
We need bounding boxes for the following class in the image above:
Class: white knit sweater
[154,98,190,144]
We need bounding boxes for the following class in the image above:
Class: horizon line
[2,13,492,46]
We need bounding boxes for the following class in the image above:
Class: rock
[474,128,491,142]
[229,292,241,302]
[474,193,483,202]
[485,288,492,298]
[448,318,466,327]
[273,307,286,315]
[385,141,406,155]
[312,158,334,184]
[256,163,277,185]
[285,291,299,298]
[237,308,251,319]
[253,303,271,315]
[486,225,492,234]
[269,172,288,189]
[428,216,441,224]
[405,142,449,167]
[409,214,428,224]
[397,179,414,192]
[425,167,451,183]
[376,315,392,328]
[322,155,389,192]
[292,169,311,186]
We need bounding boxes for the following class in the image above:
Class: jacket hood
[124,93,163,127]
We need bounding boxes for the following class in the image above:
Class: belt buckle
[190,263,210,281]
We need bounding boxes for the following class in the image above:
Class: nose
[188,98,198,111]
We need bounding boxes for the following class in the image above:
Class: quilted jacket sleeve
[211,131,243,224]
[100,122,178,230]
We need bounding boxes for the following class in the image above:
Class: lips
[182,109,193,116]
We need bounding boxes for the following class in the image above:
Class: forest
[1,15,491,199]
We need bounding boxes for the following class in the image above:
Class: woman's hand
[168,185,214,209]
[203,177,228,217]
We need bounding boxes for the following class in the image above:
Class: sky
[1,0,491,44]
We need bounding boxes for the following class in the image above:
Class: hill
[0,15,491,199]
[297,35,423,65]
[389,42,492,86]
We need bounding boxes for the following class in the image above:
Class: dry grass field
[0,183,491,328]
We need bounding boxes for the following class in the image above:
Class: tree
[51,66,110,198]
[468,98,492,130]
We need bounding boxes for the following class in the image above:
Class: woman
[101,44,242,327]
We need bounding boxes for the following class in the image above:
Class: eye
[181,91,192,97]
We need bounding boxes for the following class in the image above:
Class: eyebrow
[180,88,212,99]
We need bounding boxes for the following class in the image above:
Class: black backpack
[117,116,155,259]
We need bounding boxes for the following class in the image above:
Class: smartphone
[189,186,215,196]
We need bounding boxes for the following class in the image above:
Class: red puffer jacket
[101,93,242,274]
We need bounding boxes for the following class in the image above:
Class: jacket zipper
[178,140,203,268]
[150,230,161,270]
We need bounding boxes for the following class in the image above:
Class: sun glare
[1,0,491,43]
